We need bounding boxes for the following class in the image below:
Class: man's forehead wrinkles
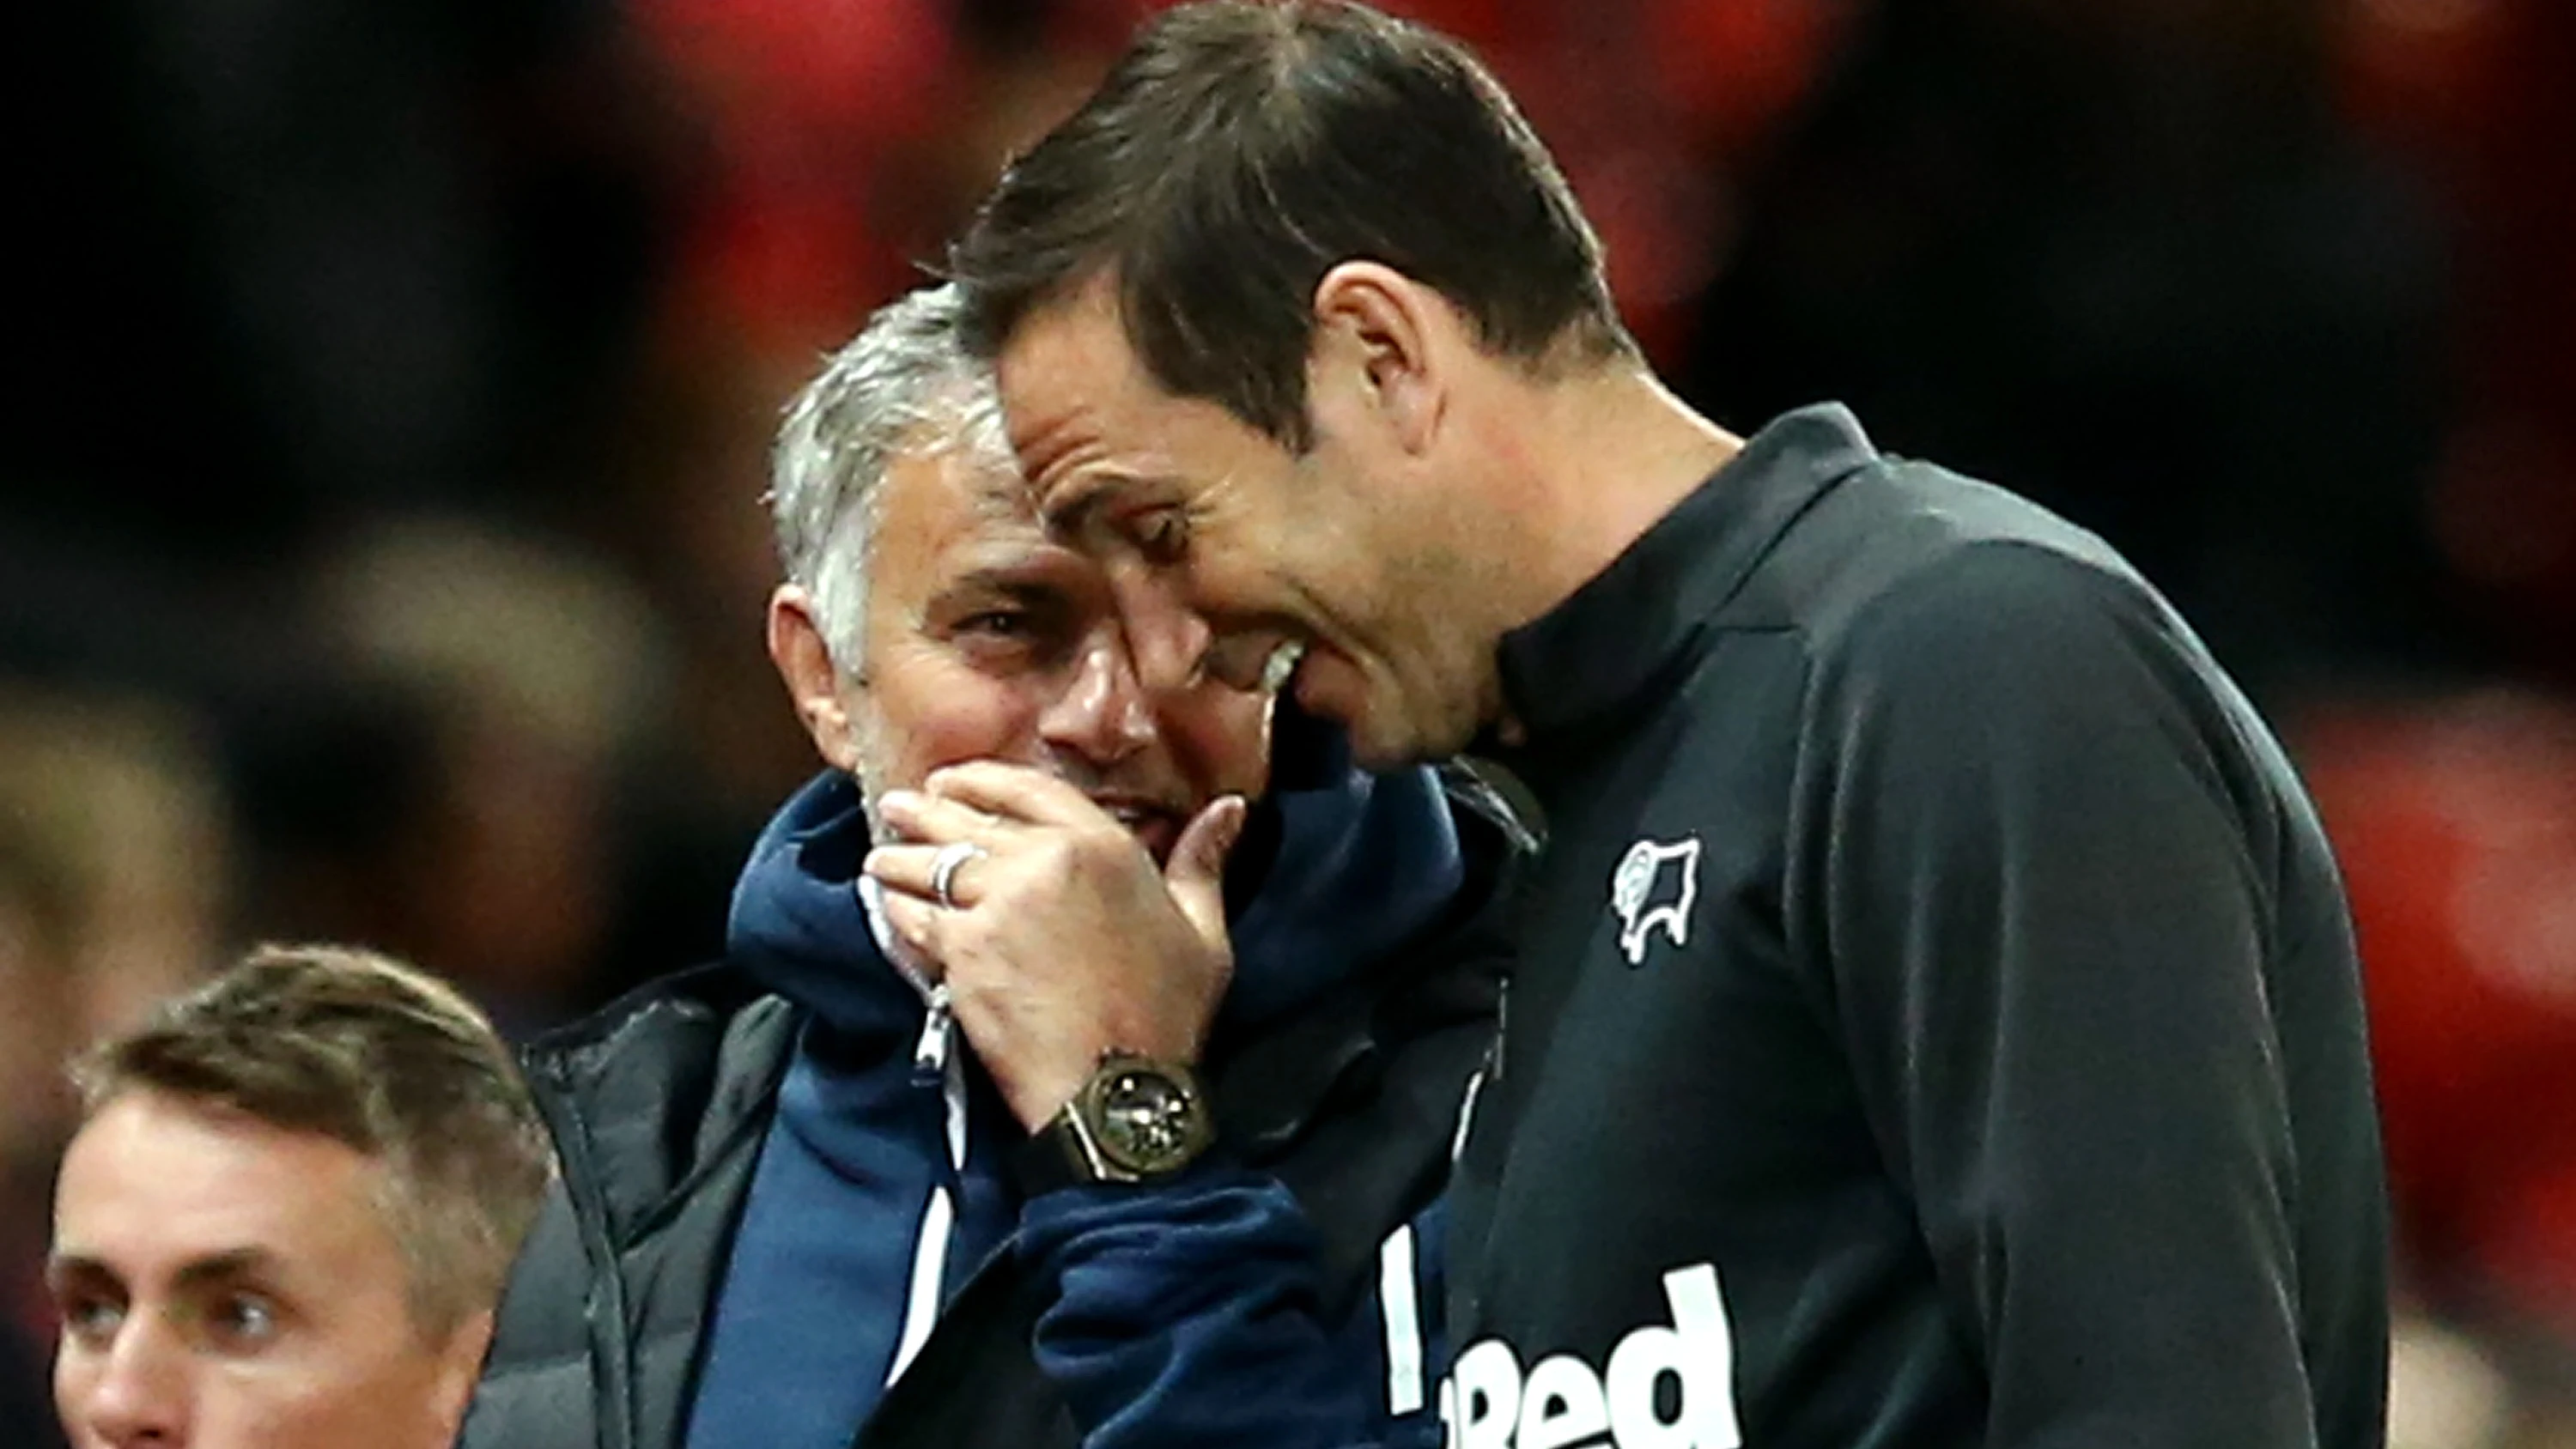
[1011,404,1092,485]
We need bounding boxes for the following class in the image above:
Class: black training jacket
[1440,404,2388,1449]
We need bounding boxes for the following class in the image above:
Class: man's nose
[70,1317,187,1446]
[1038,634,1158,766]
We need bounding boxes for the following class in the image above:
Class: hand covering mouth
[1094,795,1188,861]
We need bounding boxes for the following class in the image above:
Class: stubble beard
[846,700,896,846]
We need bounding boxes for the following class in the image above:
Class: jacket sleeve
[1795,541,2342,1447]
[1019,1167,1445,1449]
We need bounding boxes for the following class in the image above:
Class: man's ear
[1309,260,1449,457]
[767,585,866,773]
[427,1307,496,1444]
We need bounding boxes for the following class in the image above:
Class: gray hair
[769,283,1011,671]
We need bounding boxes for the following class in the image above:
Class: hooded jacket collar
[722,773,911,1043]
[725,760,1467,1049]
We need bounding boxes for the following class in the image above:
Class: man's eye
[959,609,1030,637]
[57,1294,124,1344]
[1131,509,1188,564]
[203,1293,282,1349]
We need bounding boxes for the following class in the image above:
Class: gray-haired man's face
[829,442,1273,864]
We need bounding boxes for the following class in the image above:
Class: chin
[1346,720,1441,772]
[1360,688,1495,768]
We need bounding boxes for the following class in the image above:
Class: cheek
[221,1343,450,1449]
[1167,694,1272,799]
[866,665,1052,785]
[52,1344,94,1422]
[1195,522,1282,602]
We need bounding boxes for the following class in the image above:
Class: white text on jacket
[1440,1263,1741,1449]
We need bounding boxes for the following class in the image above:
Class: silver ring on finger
[929,840,989,910]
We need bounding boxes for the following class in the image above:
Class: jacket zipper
[889,990,966,1383]
[531,1056,643,1449]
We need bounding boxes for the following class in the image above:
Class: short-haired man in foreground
[48,943,550,1449]
[947,3,2391,1445]
[463,283,1522,1449]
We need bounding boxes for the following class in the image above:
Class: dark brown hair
[948,0,1634,450]
[70,943,552,1340]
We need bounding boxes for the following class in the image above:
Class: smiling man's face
[992,276,1499,770]
[837,433,1272,863]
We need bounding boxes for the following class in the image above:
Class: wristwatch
[1017,1050,1216,1192]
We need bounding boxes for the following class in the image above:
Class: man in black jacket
[945,3,2390,1446]
[461,283,1524,1449]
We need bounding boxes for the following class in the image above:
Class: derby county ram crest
[1610,835,1703,966]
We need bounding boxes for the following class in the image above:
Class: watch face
[1091,1063,1208,1174]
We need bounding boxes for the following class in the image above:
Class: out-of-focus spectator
[299,518,673,1034]
[0,697,228,1039]
[0,688,228,1246]
[0,691,228,1449]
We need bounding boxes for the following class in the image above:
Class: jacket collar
[1492,403,1877,752]
[521,966,798,1246]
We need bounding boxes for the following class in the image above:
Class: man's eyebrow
[934,567,1066,603]
[1038,475,1116,539]
[167,1247,283,1292]
[1042,470,1187,549]
[42,1247,277,1293]
[44,1252,115,1292]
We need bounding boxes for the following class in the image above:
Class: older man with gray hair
[461,283,1525,1449]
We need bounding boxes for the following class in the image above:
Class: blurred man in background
[46,943,550,1449]
[464,283,1524,1449]
[950,2,2389,1444]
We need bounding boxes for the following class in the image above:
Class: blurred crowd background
[1,0,2568,1442]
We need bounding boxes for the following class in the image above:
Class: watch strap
[1013,1108,1108,1197]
